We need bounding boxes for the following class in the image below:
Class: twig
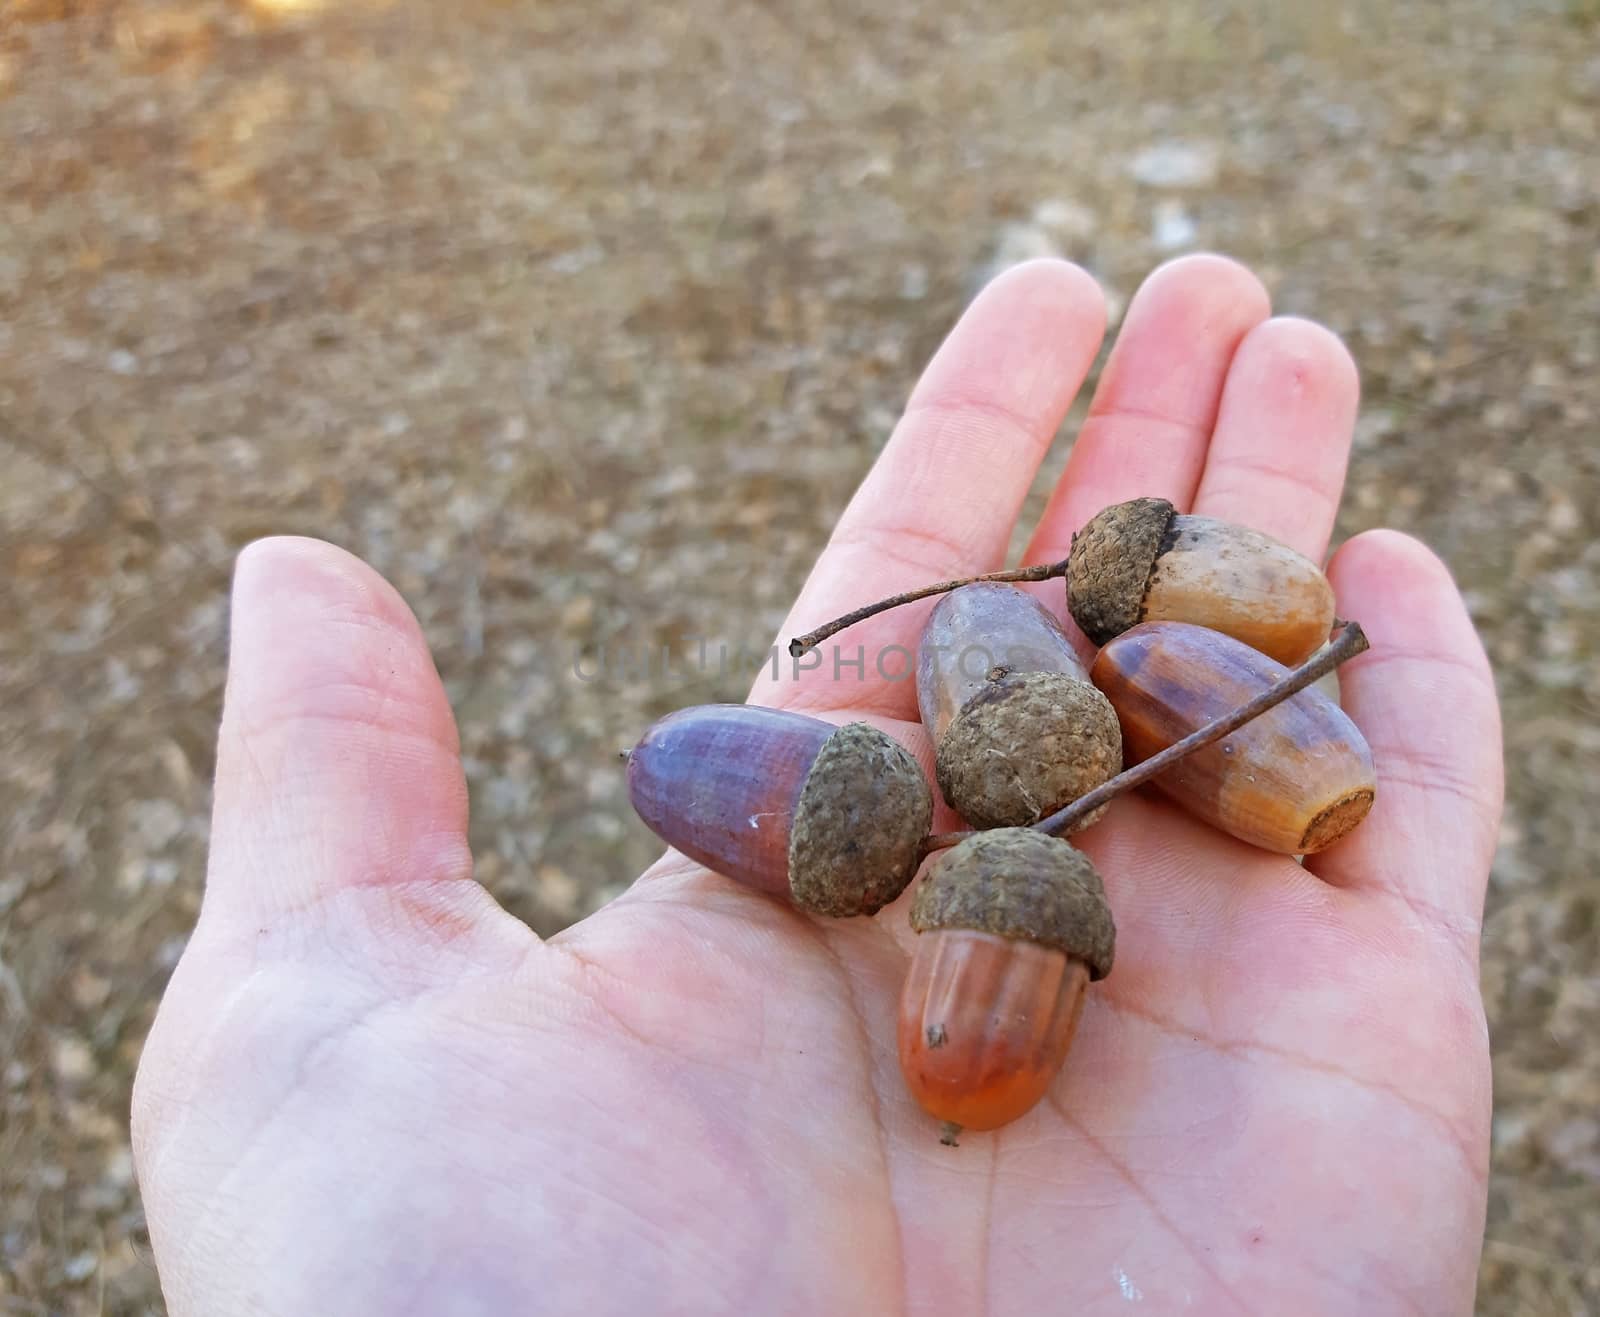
[787,558,1070,657]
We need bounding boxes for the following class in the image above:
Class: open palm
[133,257,1502,1316]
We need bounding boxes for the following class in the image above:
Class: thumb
[203,537,478,934]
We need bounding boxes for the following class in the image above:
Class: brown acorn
[1090,621,1376,853]
[898,828,1114,1142]
[915,583,1121,829]
[626,704,932,916]
[1067,498,1336,665]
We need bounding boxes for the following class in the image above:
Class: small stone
[1548,497,1582,536]
[990,222,1060,266]
[548,243,604,275]
[156,935,190,970]
[104,1145,136,1188]
[63,1251,98,1283]
[130,798,185,850]
[158,738,195,793]
[536,864,581,914]
[1492,1110,1532,1152]
[1545,1117,1600,1178]
[107,349,139,375]
[653,466,696,496]
[1354,409,1399,450]
[561,595,595,630]
[587,814,624,843]
[1031,198,1097,244]
[67,1101,121,1143]
[1129,141,1220,189]
[120,856,181,892]
[98,656,141,704]
[1152,200,1198,252]
[1529,361,1564,391]
[53,1036,96,1085]
[1102,283,1126,327]
[852,154,892,182]
[69,969,111,1011]
[586,528,639,570]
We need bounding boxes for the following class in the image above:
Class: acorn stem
[787,558,1071,657]
[920,621,1371,854]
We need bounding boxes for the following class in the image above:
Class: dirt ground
[2,0,1597,1311]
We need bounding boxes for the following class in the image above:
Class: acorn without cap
[898,828,1114,1142]
[626,704,932,917]
[1091,621,1376,853]
[915,583,1122,829]
[1067,497,1336,665]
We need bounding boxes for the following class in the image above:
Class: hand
[133,257,1502,1315]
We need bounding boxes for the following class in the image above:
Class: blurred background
[1,0,1597,1311]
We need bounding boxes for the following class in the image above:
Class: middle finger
[1023,254,1270,569]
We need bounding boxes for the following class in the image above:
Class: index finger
[753,260,1107,719]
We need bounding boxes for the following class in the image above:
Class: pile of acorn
[626,498,1376,1145]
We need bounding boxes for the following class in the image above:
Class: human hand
[133,256,1502,1315]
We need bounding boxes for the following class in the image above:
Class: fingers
[204,537,477,934]
[1190,316,1359,561]
[1307,532,1503,941]
[1023,254,1270,564]
[756,259,1107,717]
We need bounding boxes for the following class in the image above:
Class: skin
[133,256,1503,1316]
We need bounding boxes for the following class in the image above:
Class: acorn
[1090,621,1376,853]
[626,704,933,916]
[899,828,1114,1143]
[1066,498,1336,665]
[915,583,1122,829]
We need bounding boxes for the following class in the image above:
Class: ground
[1,0,1598,1311]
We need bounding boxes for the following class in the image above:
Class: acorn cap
[934,672,1122,830]
[789,722,933,917]
[1066,497,1177,646]
[910,829,1115,980]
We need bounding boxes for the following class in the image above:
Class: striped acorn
[1090,621,1376,853]
[626,704,932,916]
[898,829,1114,1142]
